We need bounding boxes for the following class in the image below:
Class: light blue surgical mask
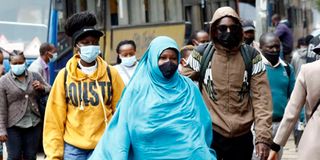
[121,55,137,67]
[78,45,100,63]
[49,52,58,63]
[11,63,26,76]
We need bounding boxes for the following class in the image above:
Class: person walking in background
[28,43,57,84]
[114,40,138,85]
[268,46,320,160]
[186,7,272,160]
[187,30,210,46]
[0,51,50,160]
[291,35,313,76]
[89,36,216,160]
[43,12,124,160]
[178,45,198,80]
[271,14,293,62]
[258,32,296,160]
[241,19,260,49]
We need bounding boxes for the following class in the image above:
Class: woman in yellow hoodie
[43,12,124,160]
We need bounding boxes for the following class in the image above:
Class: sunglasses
[217,24,240,32]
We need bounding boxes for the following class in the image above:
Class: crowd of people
[0,5,319,160]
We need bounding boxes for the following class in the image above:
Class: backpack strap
[283,61,291,78]
[198,42,214,91]
[64,68,69,103]
[240,44,254,83]
[238,44,256,101]
[106,66,113,105]
[280,61,292,98]
[311,99,320,118]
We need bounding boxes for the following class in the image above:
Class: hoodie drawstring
[95,80,108,125]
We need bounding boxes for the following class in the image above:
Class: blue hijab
[89,36,216,160]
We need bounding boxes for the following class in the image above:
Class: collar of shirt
[39,57,49,70]
[261,53,283,68]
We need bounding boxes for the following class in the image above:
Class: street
[1,133,298,160]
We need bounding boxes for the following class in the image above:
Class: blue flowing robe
[89,36,216,160]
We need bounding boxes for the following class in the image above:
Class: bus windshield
[0,0,51,58]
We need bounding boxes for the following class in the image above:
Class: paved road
[2,134,298,160]
[282,133,298,160]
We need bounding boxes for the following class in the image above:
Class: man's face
[194,32,209,46]
[47,46,57,59]
[260,36,281,55]
[243,30,255,44]
[212,17,242,48]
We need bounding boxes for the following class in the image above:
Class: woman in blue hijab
[89,36,216,160]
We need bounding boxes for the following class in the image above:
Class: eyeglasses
[217,24,240,33]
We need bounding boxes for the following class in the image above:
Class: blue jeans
[6,124,42,160]
[64,142,93,160]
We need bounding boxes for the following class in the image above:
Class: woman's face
[10,55,25,65]
[119,44,136,58]
[158,49,178,66]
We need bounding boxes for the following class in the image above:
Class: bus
[0,0,55,79]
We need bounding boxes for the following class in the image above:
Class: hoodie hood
[210,6,240,24]
[210,7,243,50]
[66,54,108,81]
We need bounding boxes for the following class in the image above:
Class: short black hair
[116,40,137,64]
[272,14,281,21]
[305,35,314,45]
[186,30,208,45]
[39,43,54,56]
[64,11,98,44]
[259,32,279,47]
[116,40,136,54]
[9,50,25,62]
[297,37,307,48]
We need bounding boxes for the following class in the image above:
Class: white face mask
[78,45,100,63]
[120,55,137,67]
[49,52,58,62]
[11,63,26,76]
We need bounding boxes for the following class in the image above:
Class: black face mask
[217,32,241,49]
[244,37,254,45]
[159,61,178,79]
[263,52,280,66]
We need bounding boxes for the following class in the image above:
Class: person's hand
[255,143,270,160]
[267,150,278,160]
[32,80,45,91]
[0,135,7,142]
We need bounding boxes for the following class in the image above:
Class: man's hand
[0,135,7,142]
[267,150,278,160]
[32,80,45,91]
[255,143,270,160]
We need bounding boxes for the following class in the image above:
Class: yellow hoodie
[43,54,124,160]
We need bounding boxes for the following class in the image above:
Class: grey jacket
[28,57,50,83]
[0,71,50,135]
